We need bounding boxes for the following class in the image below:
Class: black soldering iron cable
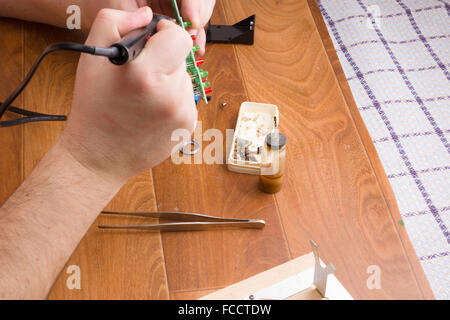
[0,106,67,127]
[0,42,120,127]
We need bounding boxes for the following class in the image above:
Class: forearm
[0,138,123,299]
[0,0,82,28]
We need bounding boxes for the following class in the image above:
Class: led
[198,69,208,78]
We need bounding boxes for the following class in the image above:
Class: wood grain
[171,288,221,300]
[0,19,23,206]
[221,0,428,299]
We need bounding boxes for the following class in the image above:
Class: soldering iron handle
[109,13,169,65]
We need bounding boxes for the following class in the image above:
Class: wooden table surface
[0,0,434,299]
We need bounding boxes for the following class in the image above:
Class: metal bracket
[206,15,255,45]
[311,240,336,297]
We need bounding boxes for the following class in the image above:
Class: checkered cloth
[318,0,450,299]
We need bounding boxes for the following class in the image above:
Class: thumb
[86,7,153,46]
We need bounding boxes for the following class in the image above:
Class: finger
[181,0,201,29]
[86,7,153,46]
[195,28,207,56]
[187,28,198,37]
[136,0,148,6]
[137,19,193,74]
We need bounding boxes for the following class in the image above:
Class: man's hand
[0,7,197,299]
[0,1,215,56]
[83,0,216,56]
[61,6,197,184]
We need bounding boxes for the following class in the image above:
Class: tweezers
[98,211,266,232]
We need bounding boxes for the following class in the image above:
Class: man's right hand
[60,7,198,184]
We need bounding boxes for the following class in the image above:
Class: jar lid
[265,132,287,150]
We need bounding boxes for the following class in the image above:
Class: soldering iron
[0,9,211,127]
